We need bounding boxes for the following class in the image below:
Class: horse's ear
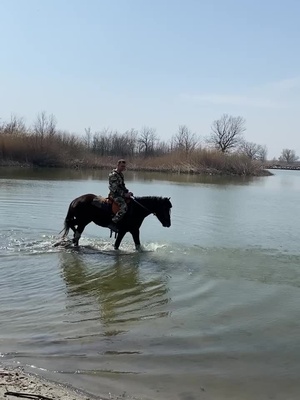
[168,197,170,200]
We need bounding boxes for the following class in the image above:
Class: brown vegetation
[0,113,271,176]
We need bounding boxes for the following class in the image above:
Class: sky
[1,0,300,158]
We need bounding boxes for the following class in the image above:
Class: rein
[131,196,156,216]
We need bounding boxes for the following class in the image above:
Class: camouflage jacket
[108,169,129,198]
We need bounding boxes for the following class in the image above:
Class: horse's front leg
[114,230,126,250]
[130,229,141,251]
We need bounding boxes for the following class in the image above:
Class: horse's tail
[59,201,76,238]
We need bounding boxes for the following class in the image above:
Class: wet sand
[0,366,101,400]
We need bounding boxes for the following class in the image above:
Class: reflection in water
[59,251,170,336]
[131,170,261,185]
[0,167,94,181]
[0,166,262,186]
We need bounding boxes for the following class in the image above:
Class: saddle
[93,195,129,215]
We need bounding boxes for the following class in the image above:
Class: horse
[58,194,172,250]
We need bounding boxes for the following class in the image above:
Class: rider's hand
[125,192,133,198]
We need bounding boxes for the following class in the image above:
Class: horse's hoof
[53,239,71,247]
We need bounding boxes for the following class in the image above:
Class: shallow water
[0,168,300,400]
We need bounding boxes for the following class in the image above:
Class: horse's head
[155,197,172,227]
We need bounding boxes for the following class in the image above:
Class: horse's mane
[135,196,172,207]
[136,196,164,201]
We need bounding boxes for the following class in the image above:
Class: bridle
[131,196,156,216]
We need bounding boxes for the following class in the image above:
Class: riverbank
[0,365,99,400]
[0,159,272,176]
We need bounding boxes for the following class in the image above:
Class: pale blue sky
[1,0,300,158]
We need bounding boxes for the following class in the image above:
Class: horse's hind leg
[73,223,86,246]
[73,231,81,247]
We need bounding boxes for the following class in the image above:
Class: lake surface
[0,167,300,400]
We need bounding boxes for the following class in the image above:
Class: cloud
[180,77,300,109]
[180,93,283,108]
[266,77,300,91]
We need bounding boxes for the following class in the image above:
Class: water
[0,167,300,400]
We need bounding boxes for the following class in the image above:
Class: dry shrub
[0,123,268,176]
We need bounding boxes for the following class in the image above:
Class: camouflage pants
[112,196,127,223]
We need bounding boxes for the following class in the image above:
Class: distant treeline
[0,112,271,176]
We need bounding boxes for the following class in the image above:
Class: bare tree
[279,148,299,163]
[123,128,138,156]
[257,145,268,162]
[92,128,111,155]
[171,125,198,155]
[33,111,56,138]
[155,140,171,156]
[239,141,268,161]
[2,114,26,135]
[84,127,92,149]
[138,127,158,156]
[208,114,246,152]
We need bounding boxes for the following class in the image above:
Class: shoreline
[0,161,272,177]
[0,365,102,400]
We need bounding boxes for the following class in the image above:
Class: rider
[107,159,133,232]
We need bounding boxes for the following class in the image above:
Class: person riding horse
[107,159,133,232]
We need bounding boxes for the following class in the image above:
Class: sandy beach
[0,366,100,400]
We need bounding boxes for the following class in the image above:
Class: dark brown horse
[59,194,172,250]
